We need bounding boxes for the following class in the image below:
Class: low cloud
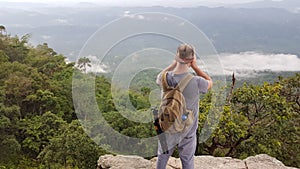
[219,52,300,76]
[41,35,51,40]
[79,52,300,76]
[51,18,73,25]
[10,24,34,28]
[122,11,144,19]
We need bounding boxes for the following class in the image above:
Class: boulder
[98,155,152,169]
[244,154,298,169]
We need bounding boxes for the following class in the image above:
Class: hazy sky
[0,0,278,7]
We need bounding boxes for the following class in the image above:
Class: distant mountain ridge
[229,0,300,12]
[0,1,300,61]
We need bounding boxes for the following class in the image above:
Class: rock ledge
[97,154,298,169]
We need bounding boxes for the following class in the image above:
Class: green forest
[0,29,299,169]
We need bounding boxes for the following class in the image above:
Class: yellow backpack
[158,71,194,133]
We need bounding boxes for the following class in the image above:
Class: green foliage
[0,33,30,62]
[19,112,66,157]
[0,33,299,168]
[0,34,97,168]
[197,75,299,167]
[38,120,106,169]
[95,75,115,112]
[0,50,9,62]
[0,104,21,166]
[102,110,155,138]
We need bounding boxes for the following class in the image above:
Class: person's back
[156,44,213,169]
[165,71,209,135]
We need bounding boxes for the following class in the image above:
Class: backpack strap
[161,70,170,92]
[161,71,193,92]
[177,73,194,92]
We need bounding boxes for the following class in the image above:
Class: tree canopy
[0,32,299,168]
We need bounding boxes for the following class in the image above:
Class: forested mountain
[0,32,108,168]
[0,30,299,168]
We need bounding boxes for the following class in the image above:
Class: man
[156,44,213,169]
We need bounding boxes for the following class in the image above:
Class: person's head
[175,44,194,65]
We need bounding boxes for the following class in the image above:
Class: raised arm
[155,60,177,85]
[190,56,213,90]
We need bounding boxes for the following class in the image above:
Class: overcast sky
[0,0,280,7]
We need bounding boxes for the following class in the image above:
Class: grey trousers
[156,134,197,169]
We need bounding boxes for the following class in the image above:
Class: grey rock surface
[97,154,299,169]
